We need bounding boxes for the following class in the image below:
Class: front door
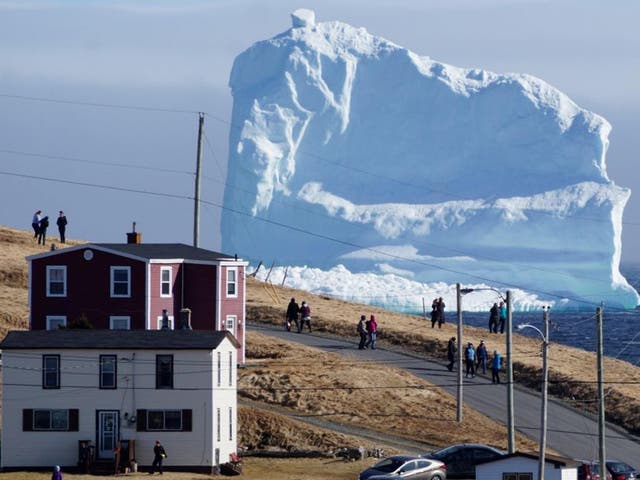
[97,410,119,459]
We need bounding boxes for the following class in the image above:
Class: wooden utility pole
[597,306,606,477]
[193,112,205,248]
[538,306,550,480]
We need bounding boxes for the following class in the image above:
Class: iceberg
[222,9,639,310]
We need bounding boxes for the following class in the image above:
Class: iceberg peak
[291,8,315,29]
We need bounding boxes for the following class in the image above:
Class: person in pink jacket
[365,314,378,349]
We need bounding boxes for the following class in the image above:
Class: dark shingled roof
[475,452,579,468]
[95,243,238,262]
[0,330,239,350]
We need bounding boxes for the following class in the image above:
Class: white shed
[476,452,578,480]
[0,329,239,473]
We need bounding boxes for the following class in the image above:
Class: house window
[156,315,174,330]
[23,409,78,431]
[226,268,237,297]
[216,408,221,442]
[46,266,67,297]
[42,355,60,389]
[100,355,117,389]
[147,410,181,431]
[217,352,221,387]
[46,316,67,330]
[156,355,173,389]
[109,316,130,330]
[110,266,131,297]
[503,474,533,480]
[229,351,233,387]
[228,407,233,441]
[160,267,172,297]
[225,315,236,337]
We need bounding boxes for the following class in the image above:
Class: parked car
[606,461,637,480]
[421,444,504,478]
[577,461,612,480]
[359,455,447,480]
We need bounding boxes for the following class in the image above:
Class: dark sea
[460,263,640,367]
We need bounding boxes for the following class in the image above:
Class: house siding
[149,263,182,329]
[476,457,577,480]
[219,265,245,362]
[1,340,237,470]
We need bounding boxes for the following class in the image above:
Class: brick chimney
[126,222,141,244]
[179,308,192,330]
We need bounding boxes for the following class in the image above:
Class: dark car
[422,444,505,478]
[359,455,447,480]
[606,461,637,480]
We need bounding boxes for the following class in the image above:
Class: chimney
[126,221,142,244]
[179,308,192,330]
[161,309,170,330]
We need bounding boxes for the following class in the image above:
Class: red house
[26,238,247,363]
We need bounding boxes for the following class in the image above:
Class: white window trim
[46,315,67,330]
[226,315,237,337]
[110,266,131,297]
[156,315,174,330]
[160,266,172,298]
[226,267,238,298]
[46,265,67,297]
[109,315,131,330]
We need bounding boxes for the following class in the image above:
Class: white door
[98,411,119,459]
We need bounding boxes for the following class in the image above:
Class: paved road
[250,322,640,465]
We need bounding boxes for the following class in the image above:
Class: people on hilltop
[498,301,507,334]
[464,342,476,378]
[436,297,446,327]
[446,336,457,372]
[430,298,439,328]
[38,215,49,246]
[476,340,488,374]
[489,303,499,333]
[286,297,300,332]
[491,350,503,384]
[365,314,378,349]
[32,210,42,239]
[299,301,312,333]
[357,315,368,350]
[56,211,68,244]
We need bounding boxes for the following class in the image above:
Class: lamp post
[518,306,550,480]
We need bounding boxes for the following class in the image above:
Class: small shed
[475,452,578,480]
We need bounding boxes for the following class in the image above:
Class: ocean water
[460,263,640,367]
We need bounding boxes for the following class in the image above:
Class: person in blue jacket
[498,301,507,334]
[491,350,503,384]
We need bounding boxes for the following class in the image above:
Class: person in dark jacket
[430,298,439,328]
[436,297,445,327]
[299,301,311,333]
[150,440,167,474]
[286,297,299,332]
[365,314,378,349]
[476,340,488,374]
[38,215,49,245]
[498,301,507,334]
[56,211,68,244]
[357,315,368,349]
[489,303,499,333]
[32,210,42,238]
[446,337,457,371]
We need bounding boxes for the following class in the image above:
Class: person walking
[464,342,476,378]
[56,211,68,244]
[476,340,488,374]
[446,337,457,371]
[51,465,63,480]
[489,303,499,333]
[365,314,378,349]
[32,210,42,239]
[491,350,503,384]
[436,297,446,328]
[357,315,368,349]
[149,440,167,475]
[285,297,299,332]
[430,298,439,328]
[38,215,49,246]
[299,301,311,333]
[498,301,507,334]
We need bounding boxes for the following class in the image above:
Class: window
[23,409,79,432]
[225,315,236,337]
[109,316,130,330]
[226,268,237,297]
[46,316,67,330]
[156,355,173,389]
[110,266,131,297]
[160,267,172,297]
[217,352,221,387]
[135,409,191,432]
[46,266,67,297]
[503,474,533,480]
[43,355,60,389]
[100,355,117,389]
[228,407,233,441]
[229,351,233,387]
[216,408,221,442]
[156,315,174,330]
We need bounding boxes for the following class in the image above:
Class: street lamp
[518,306,550,480]
[456,286,515,454]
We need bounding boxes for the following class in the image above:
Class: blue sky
[1,0,639,261]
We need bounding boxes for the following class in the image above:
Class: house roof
[26,242,245,264]
[0,329,239,350]
[476,451,579,468]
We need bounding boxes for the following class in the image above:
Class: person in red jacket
[365,314,378,349]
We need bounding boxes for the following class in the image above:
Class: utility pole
[193,112,205,248]
[597,306,606,477]
[538,306,550,480]
[456,283,463,423]
[506,290,515,454]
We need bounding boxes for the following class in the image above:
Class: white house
[476,452,579,480]
[0,329,238,473]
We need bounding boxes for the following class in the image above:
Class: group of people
[446,337,503,383]
[430,297,446,328]
[357,314,378,350]
[488,301,507,334]
[285,298,312,333]
[32,209,68,246]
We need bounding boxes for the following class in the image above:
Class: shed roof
[476,452,579,468]
[0,329,239,350]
